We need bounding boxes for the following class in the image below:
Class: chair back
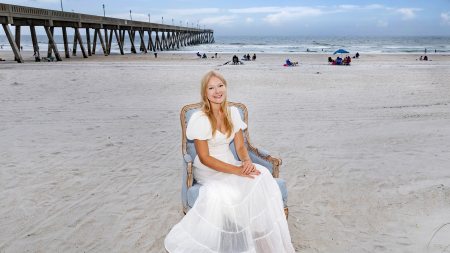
[179,102,285,212]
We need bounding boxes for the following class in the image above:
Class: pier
[0,3,214,63]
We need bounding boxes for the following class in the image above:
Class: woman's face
[206,76,226,105]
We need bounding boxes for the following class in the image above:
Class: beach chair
[180,102,289,218]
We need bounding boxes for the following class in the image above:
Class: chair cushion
[187,178,288,209]
[187,184,201,208]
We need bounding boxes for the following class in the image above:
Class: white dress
[165,106,295,253]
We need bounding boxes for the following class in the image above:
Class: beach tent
[333,49,349,54]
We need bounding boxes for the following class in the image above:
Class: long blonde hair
[200,70,234,138]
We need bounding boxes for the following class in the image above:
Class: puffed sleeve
[186,111,213,140]
[230,106,247,133]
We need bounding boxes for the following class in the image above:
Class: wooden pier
[0,3,214,63]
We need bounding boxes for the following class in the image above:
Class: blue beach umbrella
[333,49,349,54]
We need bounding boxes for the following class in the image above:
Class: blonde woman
[165,71,294,253]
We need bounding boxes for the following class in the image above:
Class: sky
[2,0,450,36]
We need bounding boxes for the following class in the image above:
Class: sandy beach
[1,52,450,252]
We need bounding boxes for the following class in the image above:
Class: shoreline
[1,50,449,64]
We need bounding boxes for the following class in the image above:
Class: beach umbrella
[333,49,349,54]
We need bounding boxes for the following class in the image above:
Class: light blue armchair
[180,102,289,217]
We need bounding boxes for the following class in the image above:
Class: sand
[1,51,450,252]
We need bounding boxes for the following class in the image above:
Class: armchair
[180,102,289,218]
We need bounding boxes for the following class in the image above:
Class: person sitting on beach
[336,57,342,65]
[285,59,298,66]
[355,52,360,58]
[164,70,295,252]
[423,55,428,61]
[419,56,423,61]
[196,52,202,58]
[232,55,242,65]
[343,56,351,65]
[252,54,256,61]
[202,53,207,59]
[328,56,334,64]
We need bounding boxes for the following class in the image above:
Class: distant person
[196,52,201,58]
[232,55,240,65]
[424,48,427,54]
[154,52,158,58]
[252,54,256,61]
[33,48,41,62]
[202,53,207,59]
[355,52,360,58]
[215,52,217,58]
[344,56,351,65]
[419,56,423,61]
[423,55,428,61]
[285,59,298,66]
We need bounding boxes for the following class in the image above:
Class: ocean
[1,35,449,54]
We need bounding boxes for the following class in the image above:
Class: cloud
[164,8,220,16]
[396,8,420,20]
[245,17,254,23]
[262,7,324,24]
[337,5,359,11]
[229,7,281,14]
[365,4,385,10]
[441,12,450,25]
[200,15,236,26]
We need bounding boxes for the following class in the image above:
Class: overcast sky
[2,0,450,36]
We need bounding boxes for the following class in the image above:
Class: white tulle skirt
[165,162,295,253]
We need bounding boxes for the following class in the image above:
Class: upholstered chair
[180,102,289,218]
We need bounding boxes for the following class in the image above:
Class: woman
[165,71,295,253]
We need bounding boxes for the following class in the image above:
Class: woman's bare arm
[234,130,259,175]
[233,130,250,162]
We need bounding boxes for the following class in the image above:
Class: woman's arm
[195,138,256,178]
[234,130,259,175]
[233,129,250,162]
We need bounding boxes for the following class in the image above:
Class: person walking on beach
[165,70,295,253]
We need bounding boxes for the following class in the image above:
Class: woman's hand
[241,160,256,175]
[235,160,260,178]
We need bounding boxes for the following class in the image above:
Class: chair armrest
[182,154,194,189]
[247,144,282,178]
[255,147,270,157]
[183,153,193,163]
